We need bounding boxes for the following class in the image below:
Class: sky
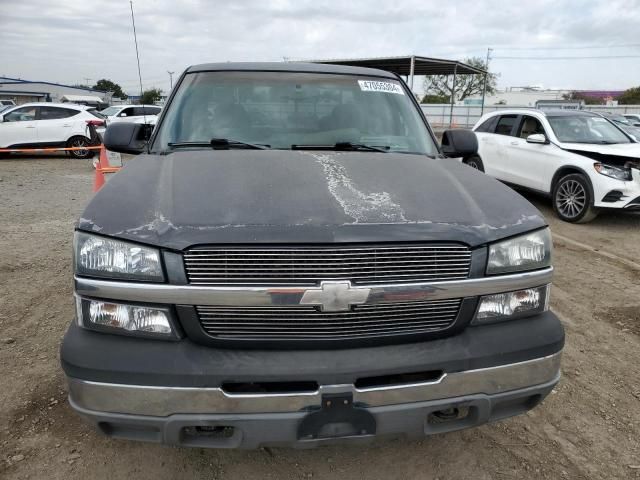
[1,0,639,96]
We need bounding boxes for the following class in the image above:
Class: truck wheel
[552,173,598,223]
[463,155,484,172]
[67,136,93,159]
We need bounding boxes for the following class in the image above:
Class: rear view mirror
[441,129,478,157]
[526,133,549,144]
[104,122,153,154]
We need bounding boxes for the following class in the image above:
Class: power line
[494,43,640,51]
[493,54,640,60]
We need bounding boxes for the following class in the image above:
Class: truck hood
[78,150,547,250]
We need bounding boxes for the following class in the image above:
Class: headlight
[594,163,632,181]
[472,285,550,325]
[76,296,177,338]
[74,231,164,281]
[487,229,552,275]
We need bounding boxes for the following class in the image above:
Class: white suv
[470,109,640,223]
[100,104,161,125]
[0,103,105,159]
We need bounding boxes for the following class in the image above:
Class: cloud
[0,0,638,94]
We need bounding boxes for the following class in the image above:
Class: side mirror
[104,122,153,154]
[526,133,549,144]
[441,129,478,157]
[119,113,127,117]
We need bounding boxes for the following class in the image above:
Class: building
[465,86,626,107]
[0,77,112,105]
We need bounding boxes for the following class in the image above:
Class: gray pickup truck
[61,62,563,449]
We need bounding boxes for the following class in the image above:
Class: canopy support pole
[449,64,457,128]
[409,55,415,92]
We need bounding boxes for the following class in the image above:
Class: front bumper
[62,311,564,448]
[592,167,640,209]
[70,371,559,449]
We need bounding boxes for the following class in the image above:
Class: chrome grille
[183,244,472,286]
[197,299,461,340]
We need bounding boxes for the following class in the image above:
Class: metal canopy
[309,55,486,77]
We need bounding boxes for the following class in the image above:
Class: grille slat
[184,244,471,286]
[196,299,462,340]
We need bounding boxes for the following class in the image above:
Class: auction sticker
[358,80,405,95]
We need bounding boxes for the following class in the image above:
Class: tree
[92,79,127,99]
[561,91,602,105]
[617,86,640,105]
[422,57,498,103]
[140,88,163,105]
[421,93,450,104]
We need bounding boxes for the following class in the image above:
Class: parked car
[100,104,161,124]
[471,109,640,223]
[622,114,640,126]
[61,62,563,449]
[593,112,640,142]
[0,103,105,158]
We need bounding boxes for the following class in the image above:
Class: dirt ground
[1,156,639,480]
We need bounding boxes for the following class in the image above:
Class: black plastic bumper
[60,311,564,388]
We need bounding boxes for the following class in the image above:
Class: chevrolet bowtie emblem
[299,281,370,312]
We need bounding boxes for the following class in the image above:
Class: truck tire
[463,155,484,172]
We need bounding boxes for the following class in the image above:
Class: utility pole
[83,77,92,87]
[167,71,175,90]
[480,47,493,116]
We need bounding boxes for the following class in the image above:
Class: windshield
[547,115,631,144]
[152,71,437,155]
[101,106,122,116]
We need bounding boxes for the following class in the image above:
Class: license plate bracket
[297,393,376,440]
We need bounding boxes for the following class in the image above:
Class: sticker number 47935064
[358,80,405,95]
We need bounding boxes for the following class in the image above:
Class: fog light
[77,297,175,338]
[473,285,549,325]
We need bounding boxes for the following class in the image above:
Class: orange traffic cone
[93,145,110,192]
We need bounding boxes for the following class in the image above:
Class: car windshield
[87,108,106,119]
[152,71,437,155]
[100,106,122,116]
[547,115,631,144]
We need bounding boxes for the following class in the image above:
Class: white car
[469,109,640,223]
[623,114,640,126]
[100,104,161,125]
[0,103,105,158]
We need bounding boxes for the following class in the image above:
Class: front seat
[520,118,540,138]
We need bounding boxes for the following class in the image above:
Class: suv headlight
[487,228,552,275]
[74,231,164,281]
[594,163,632,181]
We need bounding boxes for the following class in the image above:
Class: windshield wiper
[291,142,389,153]
[167,139,270,150]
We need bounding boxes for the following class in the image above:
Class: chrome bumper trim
[67,351,562,416]
[74,267,553,307]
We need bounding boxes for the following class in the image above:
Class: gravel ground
[1,156,639,480]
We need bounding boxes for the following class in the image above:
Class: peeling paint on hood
[306,151,407,223]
